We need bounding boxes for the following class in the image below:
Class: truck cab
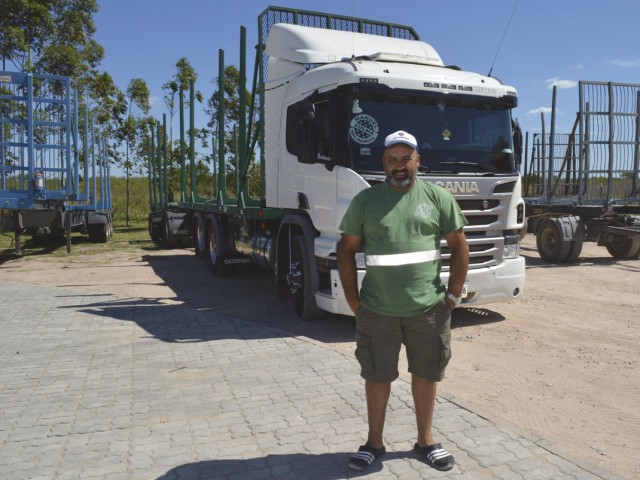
[264,23,525,316]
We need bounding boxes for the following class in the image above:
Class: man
[337,130,469,472]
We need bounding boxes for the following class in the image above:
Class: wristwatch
[446,291,462,306]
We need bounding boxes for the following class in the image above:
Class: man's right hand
[337,233,363,316]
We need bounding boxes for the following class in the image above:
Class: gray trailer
[0,71,113,254]
[523,81,640,262]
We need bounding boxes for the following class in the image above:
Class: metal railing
[524,81,640,207]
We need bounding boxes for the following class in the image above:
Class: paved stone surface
[0,282,624,479]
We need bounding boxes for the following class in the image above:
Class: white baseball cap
[384,130,418,149]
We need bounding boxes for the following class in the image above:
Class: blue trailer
[0,71,113,254]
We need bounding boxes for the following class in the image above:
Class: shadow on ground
[154,450,420,480]
[56,247,507,345]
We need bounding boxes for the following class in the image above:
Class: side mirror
[297,103,317,164]
[512,118,523,171]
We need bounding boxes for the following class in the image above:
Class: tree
[162,57,198,149]
[1,0,126,192]
[118,78,150,226]
[0,0,103,80]
[206,64,260,198]
[160,58,208,202]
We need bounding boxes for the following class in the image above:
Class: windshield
[347,95,516,174]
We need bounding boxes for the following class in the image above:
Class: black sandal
[347,444,386,471]
[413,442,455,471]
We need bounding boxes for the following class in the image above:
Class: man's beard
[386,170,416,189]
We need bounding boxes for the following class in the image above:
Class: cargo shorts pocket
[355,335,375,374]
[439,332,452,371]
[355,333,401,383]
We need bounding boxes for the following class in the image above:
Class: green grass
[111,176,151,224]
[1,176,156,258]
[0,220,156,258]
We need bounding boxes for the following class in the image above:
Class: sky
[93,0,640,175]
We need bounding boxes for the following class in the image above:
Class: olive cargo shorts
[355,299,452,383]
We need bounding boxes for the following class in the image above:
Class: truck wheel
[289,235,324,321]
[206,215,233,276]
[193,213,207,258]
[605,235,640,259]
[536,218,570,263]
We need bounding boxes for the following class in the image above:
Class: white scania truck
[148,6,526,319]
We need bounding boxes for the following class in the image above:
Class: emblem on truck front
[434,181,480,194]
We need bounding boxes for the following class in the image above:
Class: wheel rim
[537,219,570,262]
[540,227,559,253]
[195,217,206,254]
[208,222,219,265]
[164,218,170,243]
[288,244,304,314]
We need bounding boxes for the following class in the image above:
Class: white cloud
[150,95,161,106]
[527,107,553,116]
[609,59,640,68]
[545,77,578,89]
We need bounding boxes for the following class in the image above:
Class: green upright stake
[218,48,230,205]
[238,25,247,208]
[148,131,154,211]
[162,115,168,205]
[179,86,186,203]
[190,80,196,202]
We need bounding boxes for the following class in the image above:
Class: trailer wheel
[206,215,233,276]
[536,218,571,263]
[193,213,207,258]
[97,224,108,243]
[565,240,583,262]
[163,214,179,248]
[88,224,108,243]
[605,235,640,259]
[149,214,161,243]
[289,235,324,321]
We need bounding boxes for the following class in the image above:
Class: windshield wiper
[440,161,495,173]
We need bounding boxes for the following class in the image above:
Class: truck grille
[440,200,506,271]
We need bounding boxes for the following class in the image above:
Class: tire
[536,218,571,263]
[193,213,207,258]
[97,223,108,243]
[149,214,161,243]
[206,215,234,276]
[163,213,179,248]
[88,224,108,243]
[565,240,584,262]
[605,235,640,259]
[288,235,324,321]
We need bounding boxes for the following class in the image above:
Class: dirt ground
[1,234,638,479]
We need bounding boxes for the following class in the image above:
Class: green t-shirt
[339,180,467,316]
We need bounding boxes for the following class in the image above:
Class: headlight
[503,243,519,258]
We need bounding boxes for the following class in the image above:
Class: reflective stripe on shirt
[365,250,441,266]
